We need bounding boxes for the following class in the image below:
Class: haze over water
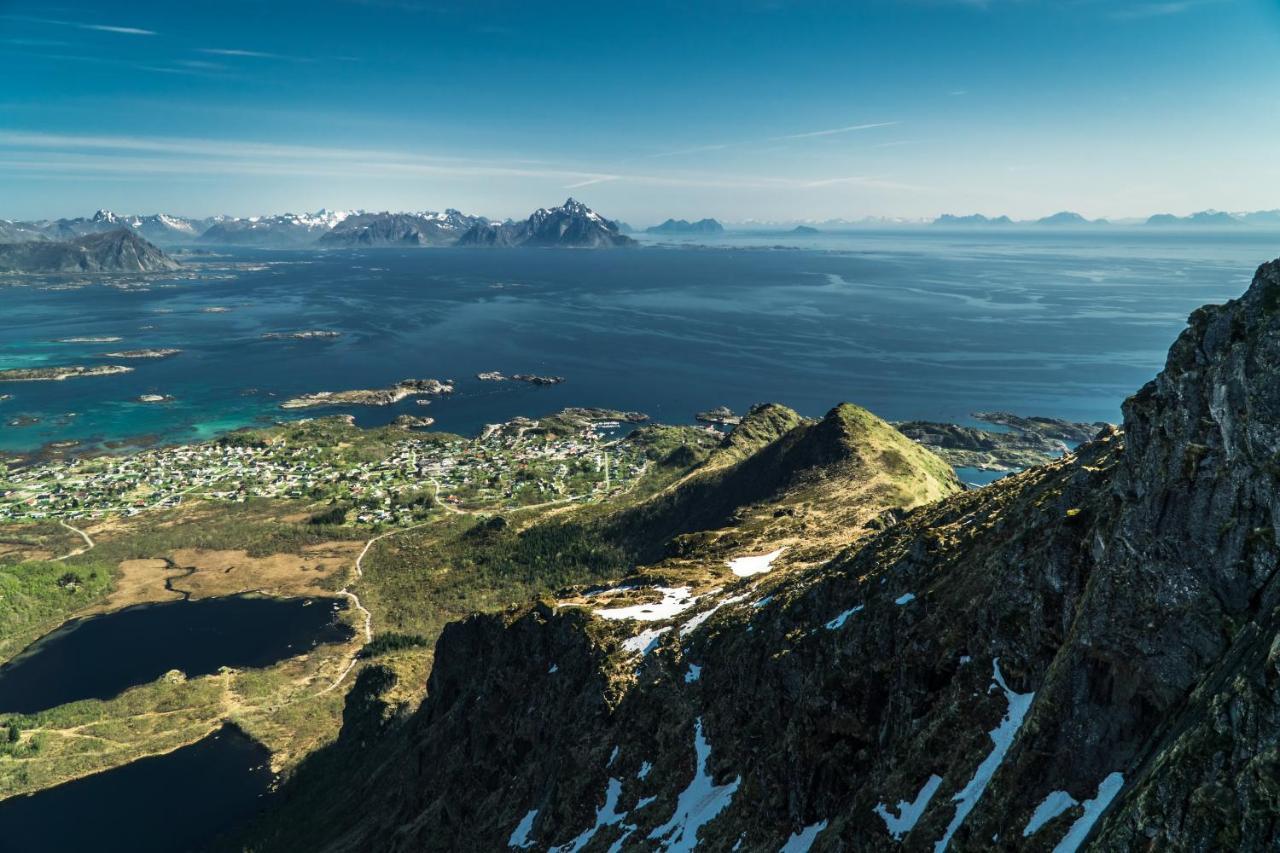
[2,229,1273,456]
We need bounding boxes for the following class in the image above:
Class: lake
[0,724,273,852]
[2,229,1275,457]
[0,595,352,713]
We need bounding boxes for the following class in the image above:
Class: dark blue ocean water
[2,230,1275,455]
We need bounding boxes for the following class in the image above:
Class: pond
[0,724,274,852]
[0,595,353,713]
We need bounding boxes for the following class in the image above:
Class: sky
[3,0,1280,223]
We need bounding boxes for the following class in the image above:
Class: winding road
[53,519,94,561]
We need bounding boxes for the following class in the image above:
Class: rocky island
[280,378,454,410]
[477,372,565,385]
[261,330,343,341]
[102,348,181,359]
[0,365,134,382]
[695,405,742,426]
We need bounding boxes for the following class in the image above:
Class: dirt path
[53,519,94,561]
[322,518,434,693]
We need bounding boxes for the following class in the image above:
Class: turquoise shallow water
[1,230,1274,455]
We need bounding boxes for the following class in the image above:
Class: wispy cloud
[1109,0,1218,19]
[641,120,899,160]
[0,131,928,196]
[199,48,285,59]
[1,15,156,35]
[772,121,900,140]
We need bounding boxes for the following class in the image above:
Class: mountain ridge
[233,257,1280,851]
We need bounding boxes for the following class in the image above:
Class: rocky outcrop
[242,261,1280,852]
[457,199,635,248]
[0,230,179,273]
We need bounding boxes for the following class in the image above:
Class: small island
[261,330,343,341]
[392,414,436,429]
[103,348,182,359]
[476,371,565,385]
[280,378,454,410]
[695,406,742,426]
[0,365,134,382]
[790,225,820,235]
[137,394,175,403]
[56,336,123,344]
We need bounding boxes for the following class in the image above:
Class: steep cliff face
[243,262,1280,852]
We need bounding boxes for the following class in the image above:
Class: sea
[2,228,1275,459]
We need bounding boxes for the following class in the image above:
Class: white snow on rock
[596,586,695,621]
[638,761,653,780]
[895,593,916,606]
[685,664,702,683]
[548,663,559,674]
[1022,790,1079,837]
[1052,773,1124,853]
[825,604,864,630]
[779,819,829,852]
[553,778,629,853]
[623,627,670,656]
[508,809,538,848]
[728,547,785,577]
[680,591,752,637]
[934,658,1035,852]
[875,774,943,841]
[648,718,741,851]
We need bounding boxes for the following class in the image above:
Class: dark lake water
[0,723,273,852]
[0,595,352,714]
[2,230,1277,455]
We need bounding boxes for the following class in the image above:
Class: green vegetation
[0,560,113,660]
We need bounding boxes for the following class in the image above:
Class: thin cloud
[641,121,898,160]
[0,131,927,195]
[1109,0,1218,19]
[199,48,285,59]
[772,121,900,140]
[1,15,156,35]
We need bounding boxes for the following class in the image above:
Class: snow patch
[596,586,695,621]
[728,547,785,577]
[508,809,537,848]
[685,664,702,683]
[779,820,829,852]
[638,761,653,780]
[895,593,916,606]
[548,663,559,674]
[553,778,628,853]
[825,604,864,630]
[648,718,741,851]
[1052,773,1124,853]
[679,591,752,637]
[875,774,943,841]
[623,626,670,656]
[933,658,1035,852]
[1023,790,1078,837]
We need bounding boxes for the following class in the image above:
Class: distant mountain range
[457,198,634,248]
[7,204,1280,252]
[931,209,1280,228]
[318,210,487,247]
[645,218,724,235]
[0,200,634,250]
[0,230,180,273]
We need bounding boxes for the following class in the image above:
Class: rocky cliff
[239,260,1280,852]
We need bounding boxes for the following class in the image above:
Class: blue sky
[3,0,1279,222]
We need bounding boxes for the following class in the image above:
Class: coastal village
[0,418,651,526]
